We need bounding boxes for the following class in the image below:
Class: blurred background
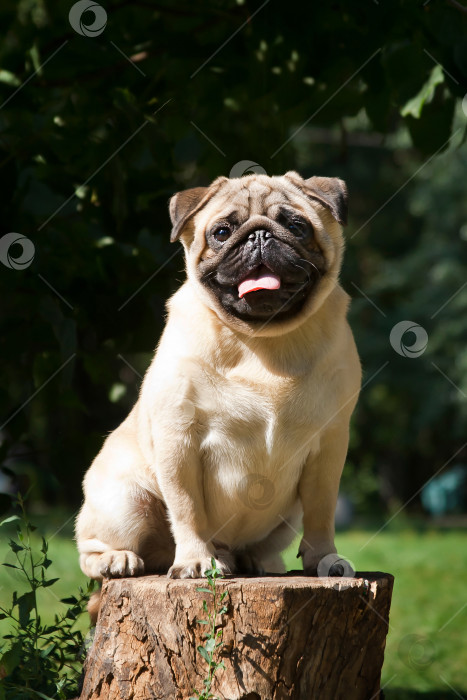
[0,1,466,697]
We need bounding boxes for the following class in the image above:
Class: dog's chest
[198,367,317,473]
[196,368,319,544]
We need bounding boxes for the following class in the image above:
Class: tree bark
[80,572,393,700]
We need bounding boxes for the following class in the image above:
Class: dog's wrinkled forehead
[209,178,292,218]
[200,176,311,230]
[169,172,347,243]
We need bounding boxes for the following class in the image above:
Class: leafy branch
[190,558,229,700]
[0,495,94,700]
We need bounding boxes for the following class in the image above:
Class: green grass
[1,513,466,698]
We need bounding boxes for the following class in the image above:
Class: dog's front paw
[97,549,145,578]
[167,556,232,579]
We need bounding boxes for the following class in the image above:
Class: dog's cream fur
[76,172,361,582]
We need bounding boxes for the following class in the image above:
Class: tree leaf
[17,591,35,626]
[60,596,78,605]
[401,65,444,119]
[205,638,216,653]
[0,70,21,87]
[0,640,22,677]
[31,691,57,700]
[197,645,210,663]
[40,642,56,658]
[41,577,60,587]
[8,538,23,553]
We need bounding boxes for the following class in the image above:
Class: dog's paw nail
[96,550,144,578]
[180,565,200,578]
[168,557,227,579]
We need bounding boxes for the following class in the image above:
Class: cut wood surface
[80,572,393,700]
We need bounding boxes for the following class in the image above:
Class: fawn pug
[76,171,361,590]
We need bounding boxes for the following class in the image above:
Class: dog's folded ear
[169,177,228,243]
[169,187,208,243]
[304,176,348,226]
[285,171,348,226]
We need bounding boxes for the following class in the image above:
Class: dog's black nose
[247,229,273,241]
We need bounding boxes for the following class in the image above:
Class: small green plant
[0,494,93,700]
[190,558,229,700]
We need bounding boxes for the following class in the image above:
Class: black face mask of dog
[169,171,347,325]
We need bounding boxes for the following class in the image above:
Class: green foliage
[342,134,467,511]
[191,559,229,700]
[0,2,466,512]
[0,496,93,700]
[400,65,445,119]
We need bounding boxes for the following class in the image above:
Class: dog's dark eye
[287,220,307,236]
[213,226,231,242]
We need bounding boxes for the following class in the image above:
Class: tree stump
[80,572,393,700]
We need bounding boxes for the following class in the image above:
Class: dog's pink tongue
[238,268,281,298]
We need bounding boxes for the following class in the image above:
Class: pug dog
[76,171,361,595]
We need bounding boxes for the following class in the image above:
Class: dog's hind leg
[75,416,175,581]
